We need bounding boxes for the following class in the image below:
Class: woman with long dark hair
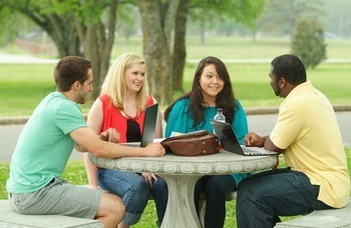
[164,56,249,228]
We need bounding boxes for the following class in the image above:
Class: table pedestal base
[160,174,202,228]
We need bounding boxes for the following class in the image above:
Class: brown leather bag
[161,130,220,156]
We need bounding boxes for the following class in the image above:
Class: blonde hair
[100,53,149,112]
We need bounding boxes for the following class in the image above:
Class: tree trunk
[137,0,173,106]
[137,0,189,105]
[75,0,117,99]
[172,0,190,92]
[10,0,117,85]
[18,10,82,57]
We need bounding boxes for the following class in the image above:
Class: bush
[291,19,326,69]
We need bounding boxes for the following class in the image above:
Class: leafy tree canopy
[190,0,265,28]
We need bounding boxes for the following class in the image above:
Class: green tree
[0,0,82,57]
[190,0,265,44]
[0,8,36,46]
[137,0,265,105]
[69,0,118,98]
[1,0,265,105]
[115,4,140,43]
[137,0,192,105]
[291,19,326,69]
[257,0,324,37]
[0,0,119,98]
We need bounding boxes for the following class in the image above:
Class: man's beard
[77,94,86,104]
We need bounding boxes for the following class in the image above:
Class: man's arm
[70,127,165,158]
[264,137,284,153]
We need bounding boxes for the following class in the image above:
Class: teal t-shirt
[6,92,87,193]
[165,98,249,186]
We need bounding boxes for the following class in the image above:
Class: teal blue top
[6,92,87,193]
[165,98,250,186]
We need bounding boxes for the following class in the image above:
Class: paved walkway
[0,53,58,64]
[1,110,350,163]
[2,53,351,64]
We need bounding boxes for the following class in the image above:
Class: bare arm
[71,127,165,158]
[264,137,284,153]
[83,152,99,189]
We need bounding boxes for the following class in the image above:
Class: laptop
[211,120,277,156]
[120,103,158,147]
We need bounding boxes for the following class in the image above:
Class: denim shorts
[8,178,102,219]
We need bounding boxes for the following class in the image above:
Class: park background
[0,0,351,227]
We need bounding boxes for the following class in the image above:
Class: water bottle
[214,108,226,123]
[213,108,226,148]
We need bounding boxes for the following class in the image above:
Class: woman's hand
[141,172,158,188]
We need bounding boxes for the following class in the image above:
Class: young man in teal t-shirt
[6,56,166,227]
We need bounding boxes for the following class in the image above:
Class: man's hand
[245,133,284,154]
[143,143,166,157]
[99,128,120,143]
[244,132,265,147]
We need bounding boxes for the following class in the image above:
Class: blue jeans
[97,168,168,225]
[236,168,332,228]
[195,175,235,228]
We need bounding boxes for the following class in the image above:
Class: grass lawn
[0,62,350,116]
[1,36,351,116]
[1,149,350,227]
[111,36,351,60]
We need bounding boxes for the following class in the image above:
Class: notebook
[211,120,277,156]
[120,103,158,147]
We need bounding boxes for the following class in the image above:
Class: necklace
[121,110,140,119]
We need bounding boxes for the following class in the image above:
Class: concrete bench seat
[0,200,103,228]
[275,198,351,228]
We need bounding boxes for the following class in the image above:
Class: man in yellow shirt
[236,54,350,228]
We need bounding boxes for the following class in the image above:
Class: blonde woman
[84,53,167,228]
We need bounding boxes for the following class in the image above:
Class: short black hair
[271,54,307,85]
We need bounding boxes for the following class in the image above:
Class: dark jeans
[236,168,332,228]
[195,175,235,228]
